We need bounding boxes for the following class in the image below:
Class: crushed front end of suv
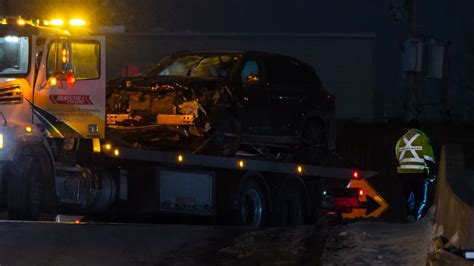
[107,51,335,161]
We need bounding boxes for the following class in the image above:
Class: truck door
[33,36,106,139]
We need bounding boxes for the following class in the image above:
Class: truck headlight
[0,133,3,149]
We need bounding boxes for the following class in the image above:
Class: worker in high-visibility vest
[395,119,435,221]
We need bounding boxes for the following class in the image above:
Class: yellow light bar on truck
[0,134,3,149]
[69,19,86,26]
[50,19,64,26]
[1,16,88,28]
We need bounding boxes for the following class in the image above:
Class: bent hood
[107,75,228,92]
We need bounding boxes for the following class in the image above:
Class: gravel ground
[0,220,330,266]
[218,225,330,266]
[0,211,435,266]
[322,212,434,265]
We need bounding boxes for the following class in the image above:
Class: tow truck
[0,17,376,226]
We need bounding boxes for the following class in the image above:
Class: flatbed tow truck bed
[95,143,377,226]
[103,146,378,179]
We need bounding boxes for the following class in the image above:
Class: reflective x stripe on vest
[397,132,427,173]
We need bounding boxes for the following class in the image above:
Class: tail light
[332,188,362,213]
[333,197,361,213]
[352,171,361,179]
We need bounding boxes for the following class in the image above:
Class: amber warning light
[69,19,86,26]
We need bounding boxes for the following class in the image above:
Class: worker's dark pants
[399,173,429,220]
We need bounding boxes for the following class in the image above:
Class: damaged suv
[107,51,335,161]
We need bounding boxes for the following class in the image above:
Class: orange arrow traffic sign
[342,179,389,219]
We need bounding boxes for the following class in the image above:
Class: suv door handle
[277,96,295,100]
[276,95,306,101]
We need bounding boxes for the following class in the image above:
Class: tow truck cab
[0,18,107,219]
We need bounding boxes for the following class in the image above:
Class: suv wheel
[205,111,241,156]
[297,120,328,164]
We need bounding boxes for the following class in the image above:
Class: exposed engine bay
[106,77,234,150]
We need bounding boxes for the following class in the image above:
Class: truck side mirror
[48,38,73,73]
[41,38,75,89]
[59,40,73,72]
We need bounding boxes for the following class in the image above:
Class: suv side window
[266,56,316,86]
[265,57,288,85]
[240,60,261,82]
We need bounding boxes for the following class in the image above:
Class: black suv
[107,51,335,161]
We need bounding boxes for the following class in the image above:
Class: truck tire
[235,179,266,227]
[205,111,241,156]
[297,120,328,165]
[275,180,307,226]
[7,156,44,220]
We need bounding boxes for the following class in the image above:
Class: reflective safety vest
[395,129,435,174]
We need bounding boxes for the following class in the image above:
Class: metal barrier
[428,144,474,264]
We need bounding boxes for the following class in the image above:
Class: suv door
[33,36,105,139]
[237,57,271,135]
[265,55,311,136]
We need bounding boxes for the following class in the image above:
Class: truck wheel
[206,111,241,156]
[236,179,266,227]
[8,156,44,220]
[275,181,307,226]
[297,120,328,165]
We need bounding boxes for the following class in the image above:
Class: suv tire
[297,120,328,165]
[205,111,241,156]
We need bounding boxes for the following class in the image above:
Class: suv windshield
[147,54,241,79]
[0,36,29,75]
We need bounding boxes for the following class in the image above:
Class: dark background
[3,0,474,122]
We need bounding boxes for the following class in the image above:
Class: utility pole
[406,0,416,37]
[404,0,418,121]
